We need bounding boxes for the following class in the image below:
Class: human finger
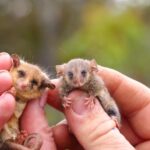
[20,95,57,150]
[98,66,150,115]
[47,79,63,111]
[0,52,12,70]
[98,66,150,140]
[0,71,13,94]
[64,90,135,150]
[52,120,83,150]
[0,92,15,130]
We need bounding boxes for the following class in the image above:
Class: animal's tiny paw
[62,96,72,109]
[15,130,28,144]
[84,95,96,109]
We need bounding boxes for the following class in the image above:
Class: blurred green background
[0,0,150,125]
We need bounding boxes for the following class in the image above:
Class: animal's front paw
[84,95,96,109]
[62,96,72,109]
[15,130,28,144]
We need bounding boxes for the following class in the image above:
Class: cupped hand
[48,66,150,150]
[98,67,150,150]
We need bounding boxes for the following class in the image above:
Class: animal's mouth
[16,86,27,92]
[15,83,29,91]
[73,82,84,87]
[16,90,41,100]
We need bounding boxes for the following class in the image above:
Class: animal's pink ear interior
[11,54,20,67]
[56,64,65,76]
[90,59,98,72]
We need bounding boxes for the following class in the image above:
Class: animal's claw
[62,96,72,109]
[15,130,28,144]
[84,95,96,109]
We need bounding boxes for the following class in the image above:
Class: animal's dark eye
[18,70,26,78]
[81,70,87,77]
[31,79,38,86]
[68,71,73,80]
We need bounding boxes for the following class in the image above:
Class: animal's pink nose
[21,84,28,90]
[73,80,78,84]
[73,80,82,87]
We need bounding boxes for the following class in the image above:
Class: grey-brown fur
[56,58,121,124]
[0,54,55,148]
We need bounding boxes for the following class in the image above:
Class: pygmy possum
[56,58,121,127]
[0,54,55,149]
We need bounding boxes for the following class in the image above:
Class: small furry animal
[0,54,55,143]
[56,58,121,126]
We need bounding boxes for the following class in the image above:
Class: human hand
[2,52,149,150]
[0,52,15,130]
[49,66,150,150]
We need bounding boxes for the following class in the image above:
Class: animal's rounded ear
[11,54,20,68]
[56,64,65,77]
[90,59,98,72]
[40,79,56,89]
[46,82,56,89]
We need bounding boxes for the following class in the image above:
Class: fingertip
[21,99,57,150]
[0,93,15,129]
[0,52,12,70]
[47,79,63,111]
[47,90,58,107]
[0,71,13,94]
[98,66,150,115]
[52,122,83,150]
[0,92,16,116]
[53,123,70,148]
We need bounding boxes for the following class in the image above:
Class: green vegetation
[59,4,150,85]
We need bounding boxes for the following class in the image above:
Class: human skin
[0,52,15,130]
[47,67,150,149]
[1,52,150,149]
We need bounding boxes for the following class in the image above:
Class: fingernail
[1,91,13,99]
[0,52,11,60]
[0,70,11,77]
[0,92,7,98]
[0,52,12,69]
[0,71,12,93]
[0,70,11,78]
[0,70,7,73]
[68,91,90,115]
[56,119,67,126]
[0,52,9,56]
[97,65,104,71]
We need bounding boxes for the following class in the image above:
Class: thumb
[20,93,57,150]
[64,90,135,150]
